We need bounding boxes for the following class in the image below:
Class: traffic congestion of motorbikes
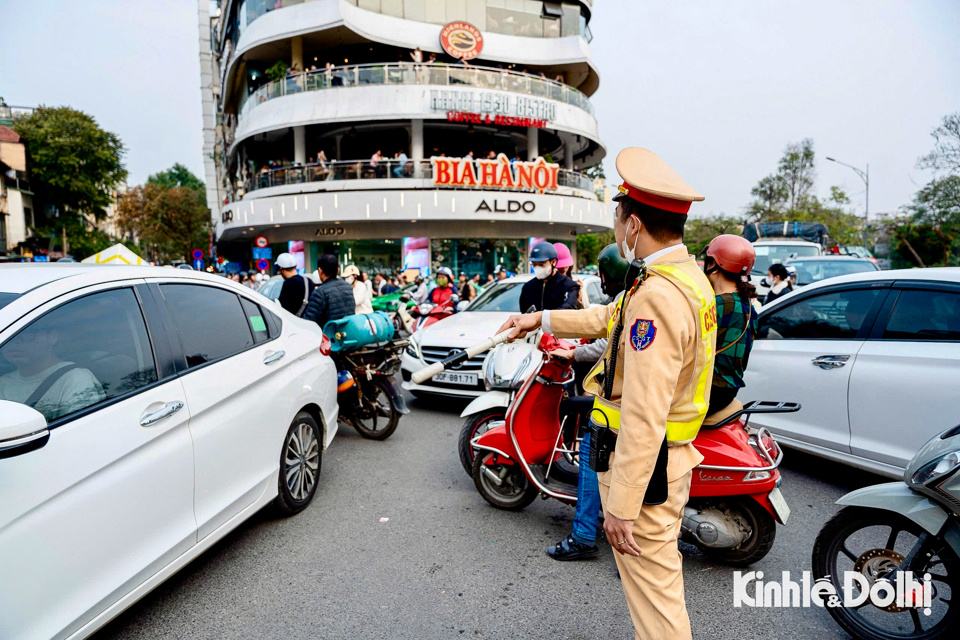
[259,233,960,640]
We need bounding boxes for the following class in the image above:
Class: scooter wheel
[812,506,960,640]
[700,498,776,567]
[472,453,538,511]
[458,409,506,476]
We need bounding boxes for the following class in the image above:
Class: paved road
[96,394,888,640]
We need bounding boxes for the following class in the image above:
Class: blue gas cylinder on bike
[323,311,395,353]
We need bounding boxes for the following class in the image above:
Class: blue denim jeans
[571,431,602,545]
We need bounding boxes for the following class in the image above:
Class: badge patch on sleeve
[629,319,657,351]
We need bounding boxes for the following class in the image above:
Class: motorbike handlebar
[411,330,515,384]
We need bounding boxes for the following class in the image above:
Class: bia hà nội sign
[431,154,560,195]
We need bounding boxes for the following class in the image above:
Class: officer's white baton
[411,330,515,384]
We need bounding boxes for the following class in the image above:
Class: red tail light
[319,333,331,357]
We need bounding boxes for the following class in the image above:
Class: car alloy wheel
[285,420,320,502]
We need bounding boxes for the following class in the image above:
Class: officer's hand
[497,312,542,340]
[604,512,642,557]
[551,348,575,360]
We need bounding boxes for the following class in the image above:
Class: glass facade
[431,237,526,278]
[346,0,589,40]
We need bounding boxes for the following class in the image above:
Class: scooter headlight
[911,451,960,486]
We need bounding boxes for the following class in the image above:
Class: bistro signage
[430,90,556,122]
[439,22,484,60]
[432,154,559,195]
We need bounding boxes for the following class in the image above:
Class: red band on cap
[618,183,691,214]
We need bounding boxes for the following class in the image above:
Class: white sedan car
[401,274,607,398]
[0,264,338,640]
[744,267,960,478]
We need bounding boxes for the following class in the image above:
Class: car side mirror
[0,401,50,459]
[456,300,471,312]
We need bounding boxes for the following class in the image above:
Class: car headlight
[911,451,960,486]
[405,337,421,359]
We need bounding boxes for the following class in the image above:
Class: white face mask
[620,215,641,263]
[533,264,552,280]
[346,275,356,284]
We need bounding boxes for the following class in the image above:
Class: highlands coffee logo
[439,22,484,60]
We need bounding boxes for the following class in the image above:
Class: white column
[293,126,306,165]
[564,137,574,170]
[527,127,539,161]
[411,119,424,178]
[291,36,303,71]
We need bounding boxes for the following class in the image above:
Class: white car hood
[414,311,512,348]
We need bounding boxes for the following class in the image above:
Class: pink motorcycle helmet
[553,243,574,269]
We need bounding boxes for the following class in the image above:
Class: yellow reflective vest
[584,258,717,444]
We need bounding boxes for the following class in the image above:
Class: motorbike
[333,338,410,441]
[408,301,456,332]
[385,294,417,336]
[812,424,960,639]
[434,332,799,566]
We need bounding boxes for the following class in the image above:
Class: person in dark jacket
[303,254,356,328]
[763,263,793,305]
[519,242,580,313]
[276,252,315,317]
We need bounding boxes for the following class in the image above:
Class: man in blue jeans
[546,244,628,561]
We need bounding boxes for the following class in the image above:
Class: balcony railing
[238,63,594,120]
[241,159,595,196]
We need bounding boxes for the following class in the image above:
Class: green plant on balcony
[265,61,289,83]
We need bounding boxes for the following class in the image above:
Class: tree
[148,163,205,192]
[748,139,817,221]
[684,215,745,256]
[576,229,615,267]
[115,171,211,264]
[777,139,816,211]
[903,176,960,266]
[13,106,126,255]
[918,112,960,175]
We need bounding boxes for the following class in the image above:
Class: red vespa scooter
[462,333,799,566]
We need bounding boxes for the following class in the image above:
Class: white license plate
[432,371,478,386]
[768,487,790,524]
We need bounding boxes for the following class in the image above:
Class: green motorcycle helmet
[597,244,630,288]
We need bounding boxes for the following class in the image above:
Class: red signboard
[440,22,484,60]
[446,110,547,129]
[431,154,559,195]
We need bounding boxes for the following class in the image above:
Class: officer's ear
[551,258,558,269]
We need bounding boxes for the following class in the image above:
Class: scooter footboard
[836,482,957,550]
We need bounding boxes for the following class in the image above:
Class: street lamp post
[825,156,869,248]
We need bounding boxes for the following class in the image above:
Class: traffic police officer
[498,147,716,640]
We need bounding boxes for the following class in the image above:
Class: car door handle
[263,350,286,365]
[811,355,850,370]
[140,401,185,427]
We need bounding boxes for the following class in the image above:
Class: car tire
[273,411,322,517]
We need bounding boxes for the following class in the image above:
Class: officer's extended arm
[543,298,617,339]
[606,287,687,520]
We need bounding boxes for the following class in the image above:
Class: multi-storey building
[199,0,608,275]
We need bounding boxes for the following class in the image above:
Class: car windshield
[258,278,283,300]
[752,244,821,275]
[467,282,522,312]
[0,293,19,311]
[787,259,878,285]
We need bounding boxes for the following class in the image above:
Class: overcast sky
[2,0,958,218]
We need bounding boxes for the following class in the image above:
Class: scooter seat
[701,399,743,429]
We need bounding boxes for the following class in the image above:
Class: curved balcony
[239,63,594,120]
[240,159,596,197]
